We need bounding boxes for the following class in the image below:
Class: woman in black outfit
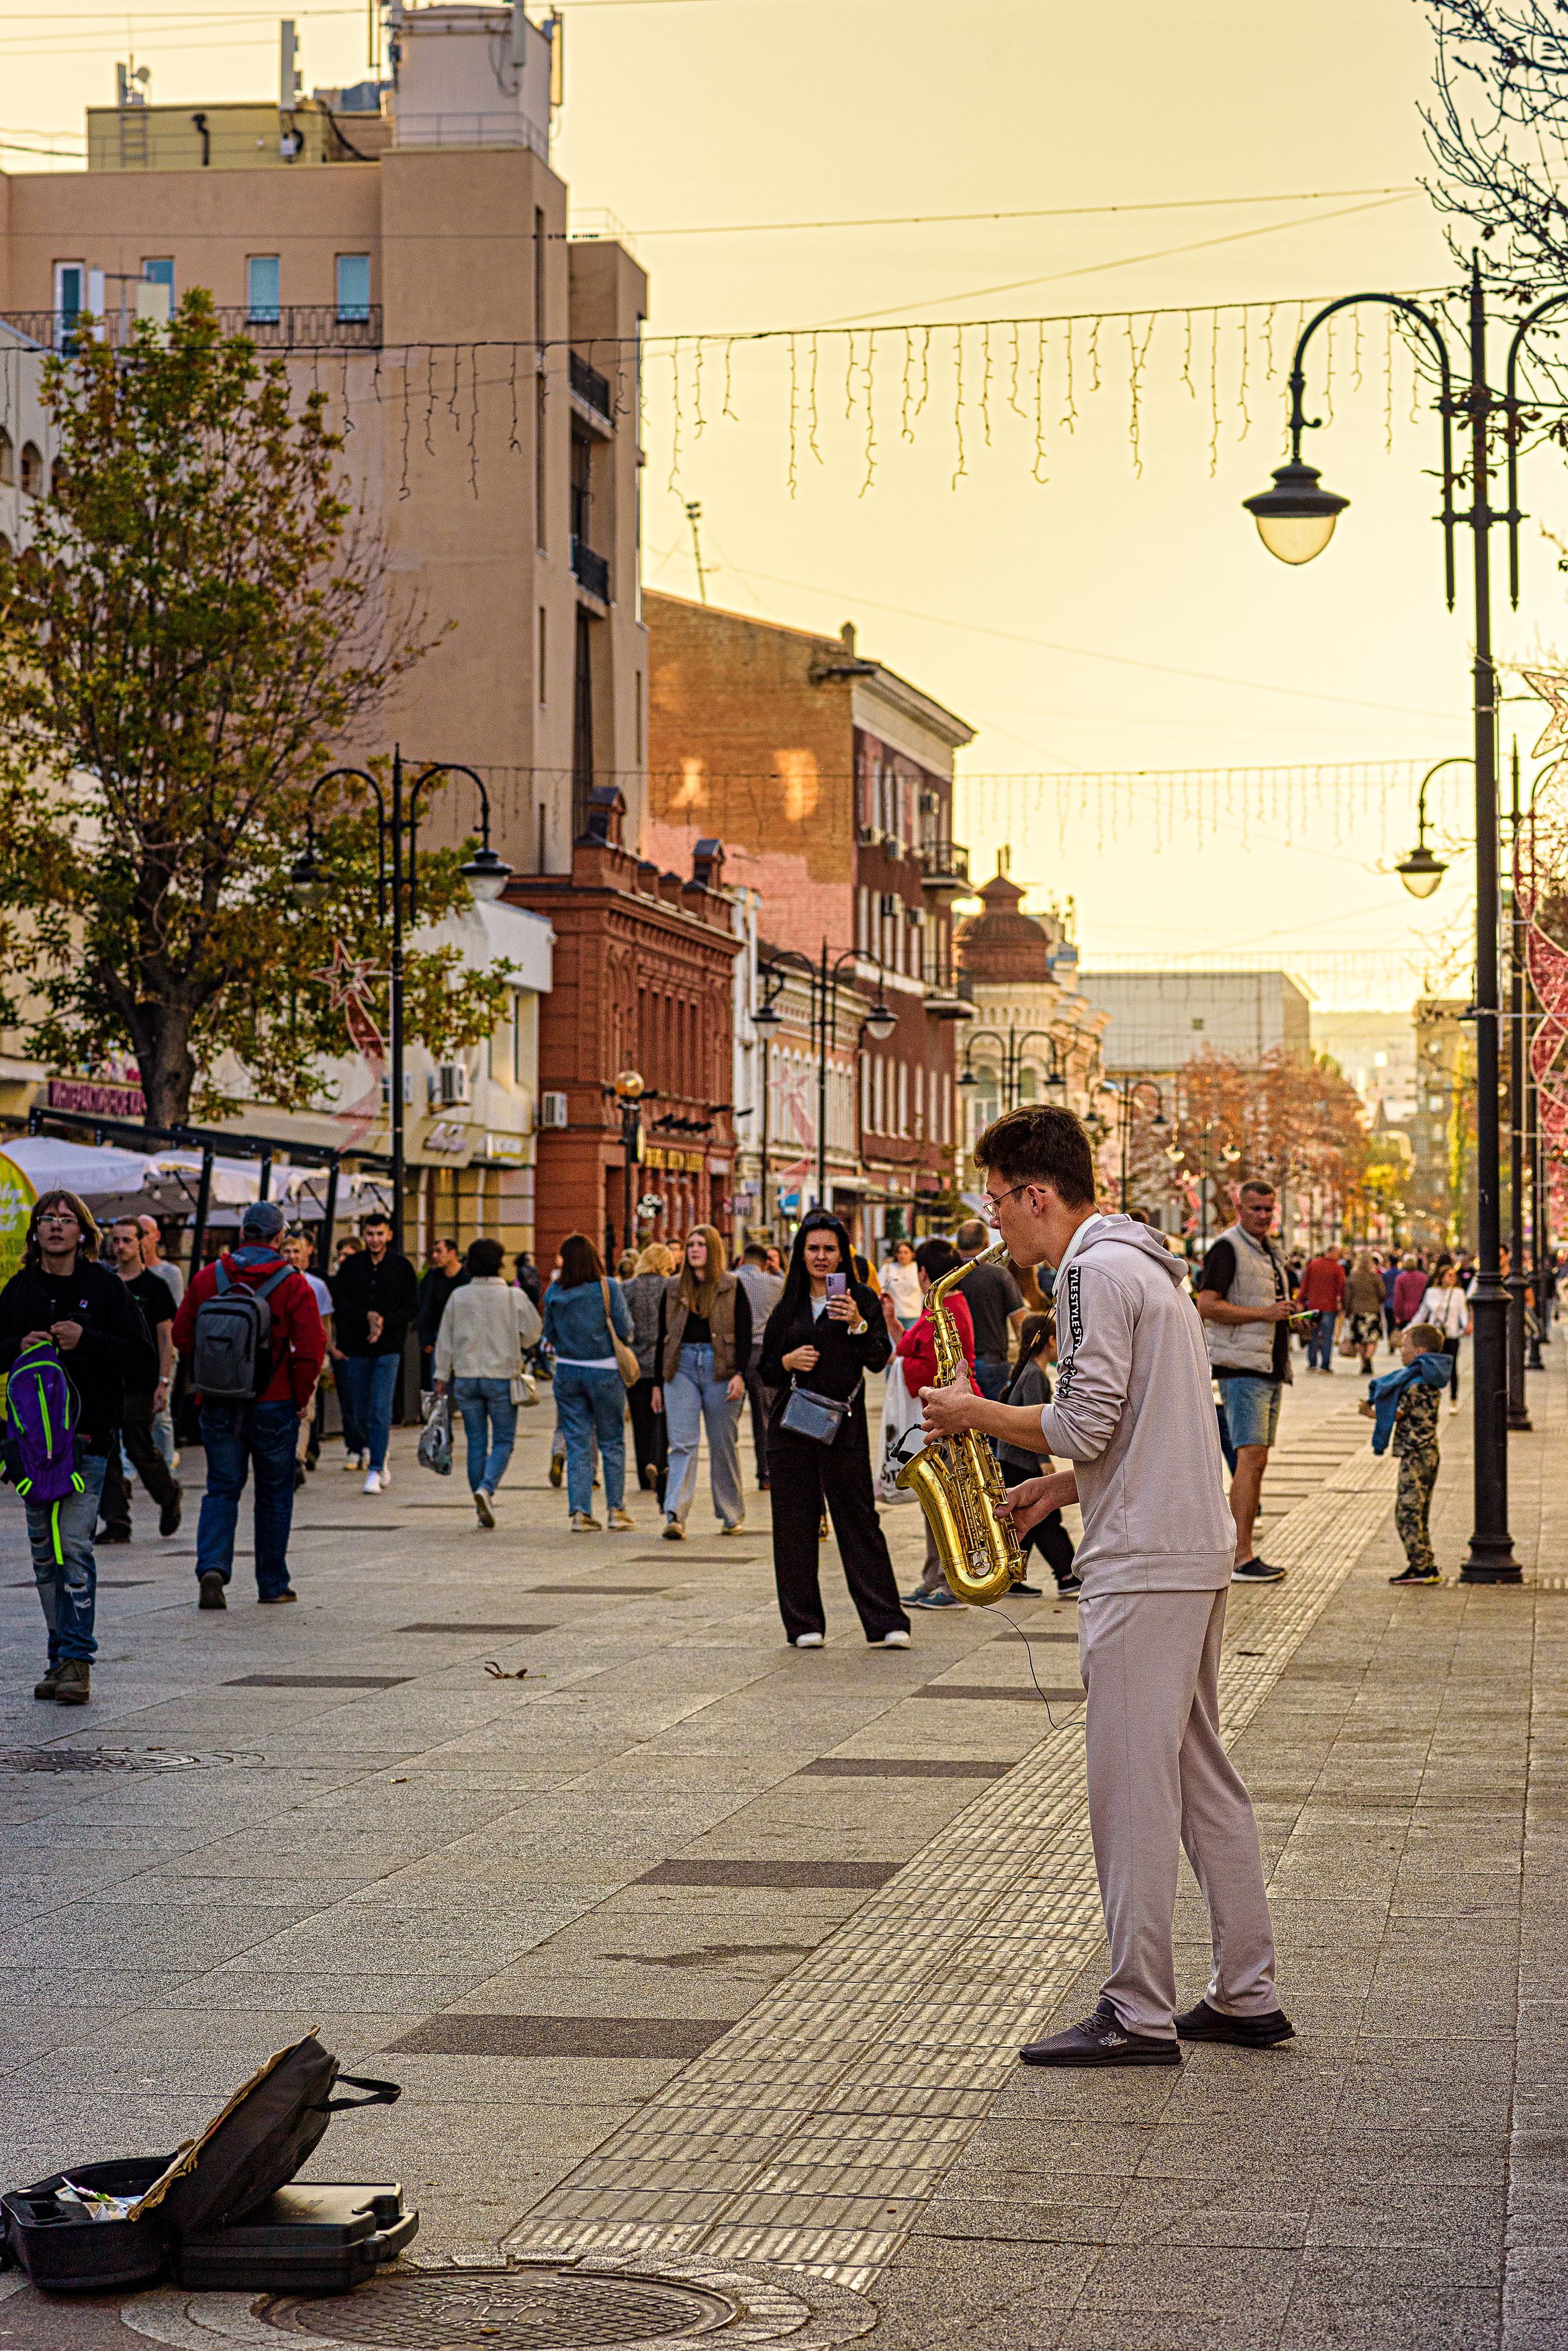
[757,1212,911,1650]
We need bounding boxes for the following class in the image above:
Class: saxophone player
[919,1105,1293,2066]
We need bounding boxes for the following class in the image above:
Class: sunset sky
[4,0,1557,1005]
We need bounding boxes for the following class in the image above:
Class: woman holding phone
[757,1212,911,1649]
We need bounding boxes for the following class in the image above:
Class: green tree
[0,294,508,1128]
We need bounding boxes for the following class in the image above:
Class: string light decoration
[1518,672,1568,1227]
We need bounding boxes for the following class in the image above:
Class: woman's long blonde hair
[635,1242,676,1277]
[674,1224,727,1319]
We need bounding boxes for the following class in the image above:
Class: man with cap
[172,1201,326,1609]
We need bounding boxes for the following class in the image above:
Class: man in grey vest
[1196,1179,1297,1585]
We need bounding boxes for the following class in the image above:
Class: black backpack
[191,1257,290,1400]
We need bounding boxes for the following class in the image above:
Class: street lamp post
[1238,251,1568,1583]
[958,1026,1067,1114]
[1094,1076,1168,1210]
[755,942,895,1219]
[291,746,510,1255]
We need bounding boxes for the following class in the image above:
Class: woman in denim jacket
[541,1232,635,1532]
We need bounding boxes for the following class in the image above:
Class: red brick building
[644,592,973,1246]
[506,789,740,1268]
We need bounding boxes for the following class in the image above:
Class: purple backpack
[4,1341,87,1525]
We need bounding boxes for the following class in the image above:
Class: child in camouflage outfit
[1361,1319,1451,1585]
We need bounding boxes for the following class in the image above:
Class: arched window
[19,441,44,497]
[0,428,12,486]
[49,456,67,504]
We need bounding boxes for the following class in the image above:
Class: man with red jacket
[172,1200,326,1611]
[1297,1244,1346,1374]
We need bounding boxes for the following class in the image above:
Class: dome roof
[955,872,1054,985]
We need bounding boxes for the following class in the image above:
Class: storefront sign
[47,1075,146,1118]
[641,1143,706,1173]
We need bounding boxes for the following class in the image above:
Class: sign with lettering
[47,1075,146,1118]
[641,1144,705,1174]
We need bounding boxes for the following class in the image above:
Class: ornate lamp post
[755,943,894,1216]
[1239,252,1568,1583]
[291,746,510,1253]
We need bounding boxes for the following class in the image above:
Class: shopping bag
[878,1358,919,1503]
[416,1393,452,1477]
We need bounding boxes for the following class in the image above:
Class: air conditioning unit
[539,1090,569,1129]
[430,1062,470,1106]
[919,789,941,815]
[884,836,905,861]
[856,824,882,847]
[906,905,925,928]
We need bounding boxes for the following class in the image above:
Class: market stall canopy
[0,1135,156,1198]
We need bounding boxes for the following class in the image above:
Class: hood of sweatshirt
[1060,1212,1190,1288]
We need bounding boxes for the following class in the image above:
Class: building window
[53,261,85,349]
[537,605,547,704]
[335,253,371,322]
[533,205,546,337]
[572,609,594,838]
[142,256,175,300]
[246,255,281,323]
[535,372,548,551]
[0,429,11,486]
[18,441,43,498]
[635,670,643,764]
[898,1061,908,1137]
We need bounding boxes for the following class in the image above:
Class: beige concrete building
[0,4,653,1253]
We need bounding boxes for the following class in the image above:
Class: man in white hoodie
[921,1105,1292,2066]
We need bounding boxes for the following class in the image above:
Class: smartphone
[825,1272,847,1299]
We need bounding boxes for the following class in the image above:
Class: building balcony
[569,350,614,429]
[570,536,610,605]
[3,304,383,353]
[918,840,970,895]
[921,956,974,1020]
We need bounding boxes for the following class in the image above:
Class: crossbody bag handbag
[780,1376,863,1446]
[599,1280,641,1390]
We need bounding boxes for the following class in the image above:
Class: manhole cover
[0,1746,257,1774]
[265,2268,734,2348]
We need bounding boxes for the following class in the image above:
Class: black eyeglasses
[980,1182,1037,1226]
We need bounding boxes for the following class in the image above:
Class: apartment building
[645,590,973,1245]
[0,4,690,1255]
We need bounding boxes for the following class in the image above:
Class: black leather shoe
[1020,1998,1181,2068]
[159,1488,183,1537]
[1174,1998,1295,2047]
[197,1570,228,1611]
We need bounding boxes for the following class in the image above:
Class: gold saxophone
[896,1241,1025,1605]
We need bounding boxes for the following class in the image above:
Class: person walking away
[1391,1252,1427,1344]
[735,1241,785,1491]
[995,1312,1080,1598]
[622,1243,675,1503]
[542,1232,634,1532]
[1418,1263,1470,1412]
[173,1200,325,1609]
[432,1237,543,1525]
[97,1216,183,1541]
[896,1239,976,1611]
[1195,1180,1297,1585]
[331,1212,418,1493]
[1363,1320,1452,1584]
[952,1217,1024,1399]
[757,1212,911,1649]
[1342,1251,1385,1376]
[1380,1253,1399,1350]
[919,1105,1289,2063]
[284,1233,334,1480]
[0,1190,158,1705]
[417,1237,467,1399]
[139,1214,183,1467]
[1297,1243,1345,1373]
[654,1226,751,1540]
[514,1250,543,1309]
[880,1238,923,1333]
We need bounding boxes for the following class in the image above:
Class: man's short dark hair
[1239,1179,1276,1201]
[915,1238,961,1282]
[743,1243,768,1264]
[954,1218,988,1253]
[436,1235,459,1254]
[972,1106,1097,1209]
[466,1237,506,1278]
[362,1212,392,1232]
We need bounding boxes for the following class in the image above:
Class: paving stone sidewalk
[0,1353,1558,2350]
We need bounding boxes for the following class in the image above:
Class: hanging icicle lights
[151,283,1455,504]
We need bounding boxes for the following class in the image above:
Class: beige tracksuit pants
[1078,1586,1278,2037]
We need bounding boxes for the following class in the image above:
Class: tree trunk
[138,1015,197,1135]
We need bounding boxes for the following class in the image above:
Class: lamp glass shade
[753,1002,782,1028]
[1242,459,1349,566]
[864,1002,898,1042]
[461,846,512,902]
[957,1068,978,1089]
[1044,1069,1066,1090]
[1396,844,1447,900]
[287,851,322,901]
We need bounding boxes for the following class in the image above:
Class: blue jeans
[663,1342,743,1529]
[453,1376,517,1493]
[197,1399,300,1599]
[1305,1311,1337,1371]
[28,1453,107,1663]
[336,1351,400,1472]
[1217,1374,1283,1452]
[553,1364,626,1514]
[973,1357,1011,1402]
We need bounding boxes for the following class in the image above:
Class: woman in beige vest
[653,1225,751,1540]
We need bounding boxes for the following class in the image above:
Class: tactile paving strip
[506,1442,1396,2289]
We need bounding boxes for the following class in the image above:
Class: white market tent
[0,1135,156,1198]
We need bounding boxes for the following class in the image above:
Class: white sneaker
[873,1630,912,1649]
[792,1632,825,1648]
[362,1469,383,1495]
[342,1451,365,1472]
[379,1466,391,1488]
[474,1488,496,1528]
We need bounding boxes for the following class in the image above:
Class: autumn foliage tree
[0,294,509,1128]
[1172,1050,1378,1237]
